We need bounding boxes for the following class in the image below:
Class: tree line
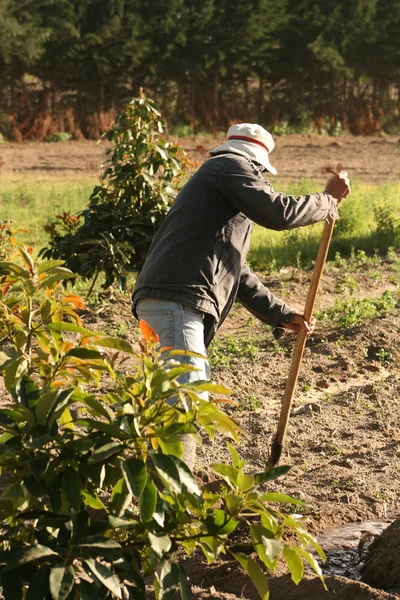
[0,0,399,140]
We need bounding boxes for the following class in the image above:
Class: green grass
[248,179,400,271]
[208,335,260,368]
[0,175,96,249]
[2,175,400,274]
[315,290,399,328]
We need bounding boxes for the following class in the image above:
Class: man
[132,123,350,467]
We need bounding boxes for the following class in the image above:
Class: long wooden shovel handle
[269,215,335,466]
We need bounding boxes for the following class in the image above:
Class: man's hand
[324,170,351,202]
[282,314,316,337]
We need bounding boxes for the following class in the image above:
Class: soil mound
[362,519,400,595]
[180,560,399,600]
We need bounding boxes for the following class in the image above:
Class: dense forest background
[0,0,399,140]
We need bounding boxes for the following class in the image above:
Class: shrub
[0,245,326,599]
[41,91,191,291]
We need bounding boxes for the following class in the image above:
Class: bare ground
[0,133,399,184]
[1,135,400,599]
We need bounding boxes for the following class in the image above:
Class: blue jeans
[135,299,211,392]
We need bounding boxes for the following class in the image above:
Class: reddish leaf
[139,320,159,343]
[62,294,85,309]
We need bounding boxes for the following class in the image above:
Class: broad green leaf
[0,347,20,370]
[168,455,200,495]
[35,328,51,352]
[49,565,75,600]
[37,259,66,274]
[47,322,100,336]
[294,546,326,588]
[254,465,292,484]
[3,545,60,571]
[19,247,35,273]
[47,389,74,428]
[81,395,111,420]
[158,436,183,458]
[178,565,191,600]
[283,546,304,585]
[232,552,269,600]
[260,492,303,505]
[237,472,255,493]
[250,525,283,571]
[75,418,130,440]
[157,558,180,599]
[59,407,73,429]
[168,349,207,359]
[227,443,243,469]
[39,270,75,288]
[92,337,135,353]
[195,382,232,394]
[63,467,82,510]
[299,532,327,562]
[77,537,121,551]
[1,405,35,428]
[36,390,58,425]
[204,509,239,535]
[111,477,132,516]
[0,261,29,277]
[121,458,147,497]
[139,478,157,522]
[65,348,103,360]
[167,366,199,380]
[153,496,165,528]
[210,463,238,488]
[84,559,122,599]
[88,442,123,464]
[2,567,22,600]
[26,566,50,600]
[148,533,171,557]
[82,492,107,511]
[223,494,243,513]
[5,358,28,395]
[151,454,181,493]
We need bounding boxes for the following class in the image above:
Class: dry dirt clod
[291,403,321,416]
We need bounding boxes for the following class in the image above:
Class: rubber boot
[181,434,196,471]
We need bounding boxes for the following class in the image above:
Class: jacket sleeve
[237,263,298,328]
[216,155,338,230]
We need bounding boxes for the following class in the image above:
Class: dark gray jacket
[132,153,337,347]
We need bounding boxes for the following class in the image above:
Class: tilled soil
[1,133,399,184]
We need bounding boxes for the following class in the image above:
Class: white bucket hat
[210,123,277,175]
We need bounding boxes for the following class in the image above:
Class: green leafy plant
[209,336,260,368]
[316,291,398,328]
[41,91,191,291]
[45,132,72,143]
[0,247,327,599]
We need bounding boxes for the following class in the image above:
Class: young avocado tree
[41,91,191,291]
[0,238,326,599]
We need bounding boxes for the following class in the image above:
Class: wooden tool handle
[273,216,335,450]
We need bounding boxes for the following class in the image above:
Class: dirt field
[1,136,400,599]
[0,133,399,184]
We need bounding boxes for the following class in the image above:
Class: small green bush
[45,132,72,143]
[41,91,190,290]
[0,242,326,599]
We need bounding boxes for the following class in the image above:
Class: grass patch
[248,180,400,271]
[237,395,263,411]
[0,175,96,249]
[315,290,398,328]
[2,175,400,277]
[209,335,260,368]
